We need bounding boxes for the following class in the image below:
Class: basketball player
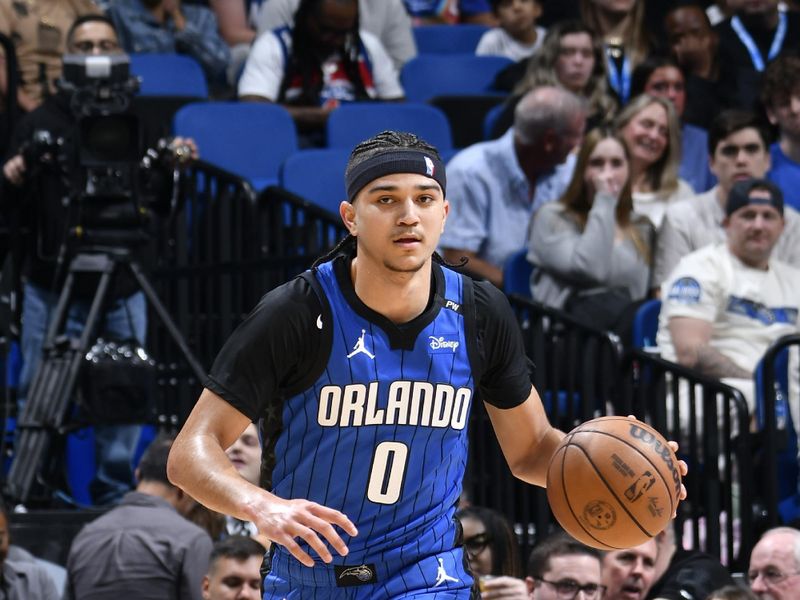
[167,130,685,598]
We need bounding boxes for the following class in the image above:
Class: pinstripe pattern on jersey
[269,259,475,586]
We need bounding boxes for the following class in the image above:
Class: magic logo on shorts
[668,277,701,304]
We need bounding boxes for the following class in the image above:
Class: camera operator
[2,14,197,506]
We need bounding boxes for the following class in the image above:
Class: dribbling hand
[255,497,358,567]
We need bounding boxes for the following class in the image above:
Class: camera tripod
[5,246,206,504]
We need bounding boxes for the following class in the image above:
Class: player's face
[619,103,669,171]
[460,516,493,577]
[68,22,121,55]
[724,196,784,268]
[495,0,541,39]
[225,423,261,486]
[709,128,771,194]
[748,532,800,599]
[601,539,657,600]
[532,554,603,600]
[583,137,629,199]
[344,173,448,275]
[767,88,800,140]
[555,32,595,94]
[202,556,262,600]
[644,66,686,118]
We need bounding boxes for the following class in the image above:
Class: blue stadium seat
[412,24,489,54]
[129,53,208,98]
[173,102,298,190]
[502,248,533,299]
[632,299,661,349]
[281,149,350,214]
[483,101,507,140]
[326,103,453,151]
[400,55,512,103]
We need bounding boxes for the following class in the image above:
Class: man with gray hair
[748,526,800,599]
[440,85,586,288]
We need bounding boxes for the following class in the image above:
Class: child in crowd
[476,0,545,62]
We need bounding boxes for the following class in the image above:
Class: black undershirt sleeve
[473,280,533,409]
[205,276,324,421]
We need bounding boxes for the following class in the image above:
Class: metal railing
[757,334,800,529]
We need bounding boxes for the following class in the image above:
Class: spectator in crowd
[440,85,585,287]
[475,0,545,62]
[403,0,496,25]
[527,126,653,341]
[614,94,693,229]
[705,586,758,600]
[0,0,99,112]
[602,539,658,600]
[0,499,59,598]
[224,422,261,537]
[580,0,651,104]
[202,536,265,600]
[207,0,266,83]
[64,435,214,599]
[491,21,615,136]
[455,505,527,597]
[106,0,230,84]
[762,55,800,210]
[656,178,800,415]
[646,523,735,600]
[663,2,721,128]
[525,531,604,599]
[630,54,716,194]
[2,14,196,506]
[653,110,800,289]
[747,526,800,599]
[715,0,800,110]
[256,0,415,71]
[238,0,403,146]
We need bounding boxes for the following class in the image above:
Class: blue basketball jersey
[268,258,477,587]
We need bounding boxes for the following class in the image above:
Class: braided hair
[278,0,369,106]
[313,130,461,268]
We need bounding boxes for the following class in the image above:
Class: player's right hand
[3,155,26,186]
[254,497,358,567]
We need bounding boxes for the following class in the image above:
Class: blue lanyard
[605,48,631,104]
[730,11,787,72]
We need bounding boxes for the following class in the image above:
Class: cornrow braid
[313,130,465,269]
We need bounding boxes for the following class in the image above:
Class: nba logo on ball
[546,417,681,550]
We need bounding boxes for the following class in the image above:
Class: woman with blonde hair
[489,21,614,137]
[527,126,653,340]
[580,0,651,104]
[614,94,693,229]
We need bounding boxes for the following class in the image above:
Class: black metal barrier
[149,161,347,419]
[464,297,754,571]
[758,334,800,529]
[464,295,624,563]
[619,349,754,571]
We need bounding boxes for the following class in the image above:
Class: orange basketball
[546,416,682,550]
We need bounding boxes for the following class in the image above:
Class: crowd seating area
[1,6,800,592]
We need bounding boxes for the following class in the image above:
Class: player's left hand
[478,575,529,599]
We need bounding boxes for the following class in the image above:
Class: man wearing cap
[656,177,800,413]
[167,130,568,596]
[653,109,800,291]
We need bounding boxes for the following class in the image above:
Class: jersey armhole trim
[462,275,484,403]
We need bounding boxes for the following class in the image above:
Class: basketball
[546,416,681,550]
